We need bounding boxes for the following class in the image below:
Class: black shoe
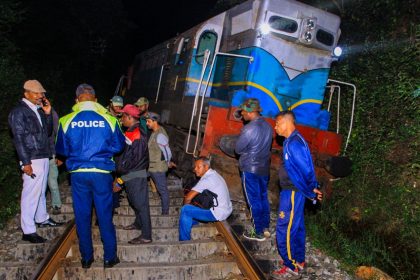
[81,258,94,269]
[128,236,152,244]
[104,257,120,268]
[22,233,47,243]
[38,218,64,228]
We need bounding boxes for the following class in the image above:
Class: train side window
[195,31,217,65]
[268,16,298,33]
[316,29,334,46]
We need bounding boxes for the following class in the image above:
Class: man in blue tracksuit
[271,110,323,279]
[55,84,125,269]
[235,98,273,241]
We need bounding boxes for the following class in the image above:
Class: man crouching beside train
[179,157,232,241]
[271,111,323,279]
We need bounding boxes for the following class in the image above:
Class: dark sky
[122,0,219,51]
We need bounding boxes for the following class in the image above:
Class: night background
[0,0,418,279]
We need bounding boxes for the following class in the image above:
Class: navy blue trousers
[276,190,306,270]
[71,172,117,262]
[241,171,270,235]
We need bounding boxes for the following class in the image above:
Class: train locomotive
[124,0,356,196]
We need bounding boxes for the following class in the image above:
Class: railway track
[3,176,276,280]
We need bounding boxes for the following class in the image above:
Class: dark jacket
[115,122,149,175]
[8,100,53,165]
[235,116,273,176]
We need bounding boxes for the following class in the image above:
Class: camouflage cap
[134,97,149,106]
[145,112,160,122]
[239,98,262,113]
[111,96,123,107]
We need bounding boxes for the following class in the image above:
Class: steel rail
[31,219,77,280]
[216,221,267,280]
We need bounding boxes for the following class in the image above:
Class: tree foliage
[0,0,25,228]
[0,0,135,227]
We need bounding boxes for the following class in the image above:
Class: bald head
[275,111,296,138]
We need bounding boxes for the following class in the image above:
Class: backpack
[191,189,219,209]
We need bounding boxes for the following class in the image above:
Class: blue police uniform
[276,130,318,270]
[55,101,125,262]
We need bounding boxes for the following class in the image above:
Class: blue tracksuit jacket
[276,129,318,271]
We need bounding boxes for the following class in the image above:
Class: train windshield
[268,16,298,33]
[196,31,218,64]
[316,29,334,46]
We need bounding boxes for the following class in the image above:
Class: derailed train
[123,0,355,195]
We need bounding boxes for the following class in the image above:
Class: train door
[185,14,225,99]
[184,14,225,156]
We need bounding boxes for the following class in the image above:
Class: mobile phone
[42,99,48,106]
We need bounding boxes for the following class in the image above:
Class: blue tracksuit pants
[71,172,117,262]
[276,189,306,270]
[241,171,270,235]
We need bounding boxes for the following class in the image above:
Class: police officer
[55,84,125,268]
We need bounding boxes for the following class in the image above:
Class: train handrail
[216,221,267,280]
[185,49,211,155]
[327,79,357,154]
[326,85,341,134]
[31,219,77,280]
[191,51,254,156]
[155,64,166,104]
[113,75,126,97]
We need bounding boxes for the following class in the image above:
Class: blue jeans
[241,171,270,235]
[71,172,117,262]
[48,158,62,208]
[149,172,169,214]
[179,204,216,241]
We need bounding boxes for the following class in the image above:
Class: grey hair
[195,156,211,167]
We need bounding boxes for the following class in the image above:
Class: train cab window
[316,29,334,46]
[195,31,218,64]
[268,16,298,33]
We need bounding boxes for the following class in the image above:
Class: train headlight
[333,46,343,57]
[306,19,315,30]
[304,31,312,42]
[259,23,271,35]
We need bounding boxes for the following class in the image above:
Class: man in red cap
[115,104,152,244]
[8,80,63,244]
